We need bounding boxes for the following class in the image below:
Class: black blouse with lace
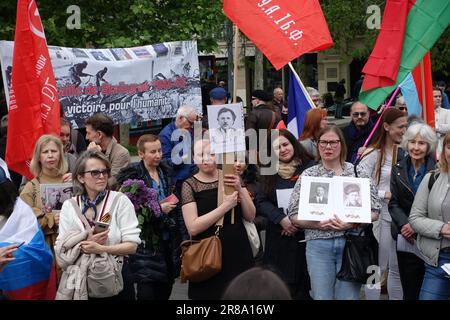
[181,175,254,300]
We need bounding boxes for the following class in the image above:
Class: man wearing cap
[246,90,281,159]
[344,183,362,207]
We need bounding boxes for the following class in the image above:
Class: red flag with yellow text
[6,0,60,179]
[223,0,333,70]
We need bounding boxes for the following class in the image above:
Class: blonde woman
[20,134,72,288]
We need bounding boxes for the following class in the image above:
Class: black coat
[256,165,309,287]
[117,160,177,283]
[388,153,436,239]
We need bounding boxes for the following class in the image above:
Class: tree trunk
[254,48,264,90]
[119,123,130,147]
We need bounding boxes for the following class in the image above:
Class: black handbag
[336,225,378,284]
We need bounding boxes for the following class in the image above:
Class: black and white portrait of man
[309,182,329,204]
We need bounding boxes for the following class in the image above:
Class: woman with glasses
[56,150,140,299]
[288,126,382,299]
[409,132,450,300]
[20,134,72,292]
[257,129,313,299]
[388,123,437,300]
[181,137,255,300]
[300,108,328,159]
[358,108,408,300]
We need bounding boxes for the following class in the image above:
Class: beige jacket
[105,138,130,188]
[409,172,449,267]
[55,229,91,300]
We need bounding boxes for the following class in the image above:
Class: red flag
[6,0,60,179]
[412,52,434,128]
[223,0,333,70]
[276,120,286,130]
[362,0,416,91]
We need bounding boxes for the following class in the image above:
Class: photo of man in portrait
[309,183,329,204]
[343,183,362,207]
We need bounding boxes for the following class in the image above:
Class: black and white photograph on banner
[0,40,202,128]
[308,182,329,204]
[343,182,362,207]
[207,103,246,154]
[298,176,333,221]
[40,183,73,212]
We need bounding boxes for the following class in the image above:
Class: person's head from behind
[73,151,111,197]
[209,87,227,105]
[395,96,408,115]
[85,113,114,144]
[317,126,347,165]
[300,108,328,141]
[222,267,292,300]
[30,134,67,178]
[351,102,370,128]
[137,134,162,169]
[400,122,437,163]
[0,166,18,219]
[217,107,236,131]
[273,87,284,102]
[193,137,216,174]
[251,90,270,107]
[175,105,197,130]
[439,132,450,174]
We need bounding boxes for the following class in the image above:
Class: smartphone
[161,194,179,205]
[93,221,109,234]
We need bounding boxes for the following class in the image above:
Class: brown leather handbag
[180,225,222,283]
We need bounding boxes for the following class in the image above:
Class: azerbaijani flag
[0,197,53,300]
[360,0,450,110]
[287,71,314,138]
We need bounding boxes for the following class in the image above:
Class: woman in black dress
[256,129,313,299]
[181,138,255,300]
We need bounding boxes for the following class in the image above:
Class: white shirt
[57,191,141,246]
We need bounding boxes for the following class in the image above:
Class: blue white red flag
[0,197,53,300]
[287,71,314,138]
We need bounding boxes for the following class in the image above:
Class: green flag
[360,0,450,110]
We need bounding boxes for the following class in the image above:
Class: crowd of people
[0,82,450,301]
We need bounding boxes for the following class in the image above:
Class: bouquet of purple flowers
[119,179,162,247]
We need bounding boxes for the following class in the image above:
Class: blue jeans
[306,237,362,300]
[419,252,450,300]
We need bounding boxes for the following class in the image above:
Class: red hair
[300,108,328,140]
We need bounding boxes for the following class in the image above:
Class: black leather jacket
[388,152,436,239]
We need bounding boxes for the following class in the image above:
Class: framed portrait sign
[297,176,371,223]
[207,103,246,154]
[40,183,73,212]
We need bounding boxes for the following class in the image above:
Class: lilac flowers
[120,179,161,218]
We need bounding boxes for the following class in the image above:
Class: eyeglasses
[183,116,195,127]
[352,112,367,118]
[318,140,341,148]
[83,169,111,179]
[398,106,407,111]
[251,97,257,101]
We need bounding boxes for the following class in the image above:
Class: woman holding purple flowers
[117,134,178,300]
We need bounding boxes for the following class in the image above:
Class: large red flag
[412,52,434,128]
[6,0,60,179]
[223,0,333,70]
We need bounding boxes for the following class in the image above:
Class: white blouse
[57,191,141,246]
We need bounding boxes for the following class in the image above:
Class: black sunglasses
[83,169,111,179]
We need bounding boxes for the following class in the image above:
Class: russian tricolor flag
[287,71,314,138]
[0,197,53,299]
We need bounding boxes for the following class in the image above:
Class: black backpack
[428,172,440,191]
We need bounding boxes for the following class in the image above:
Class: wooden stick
[233,25,239,103]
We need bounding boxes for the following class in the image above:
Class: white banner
[0,40,202,128]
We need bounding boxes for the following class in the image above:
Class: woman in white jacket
[57,150,140,299]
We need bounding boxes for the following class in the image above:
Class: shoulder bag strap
[215,171,225,228]
[69,198,91,230]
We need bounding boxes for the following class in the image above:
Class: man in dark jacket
[343,102,374,163]
[246,90,281,164]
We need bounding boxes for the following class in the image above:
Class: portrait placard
[207,103,246,154]
[40,183,73,212]
[298,176,372,223]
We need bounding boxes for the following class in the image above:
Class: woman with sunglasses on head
[56,151,140,299]
[358,108,408,300]
[20,134,72,291]
[257,129,314,299]
[288,126,381,300]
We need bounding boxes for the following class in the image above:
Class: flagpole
[420,59,427,124]
[288,62,316,108]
